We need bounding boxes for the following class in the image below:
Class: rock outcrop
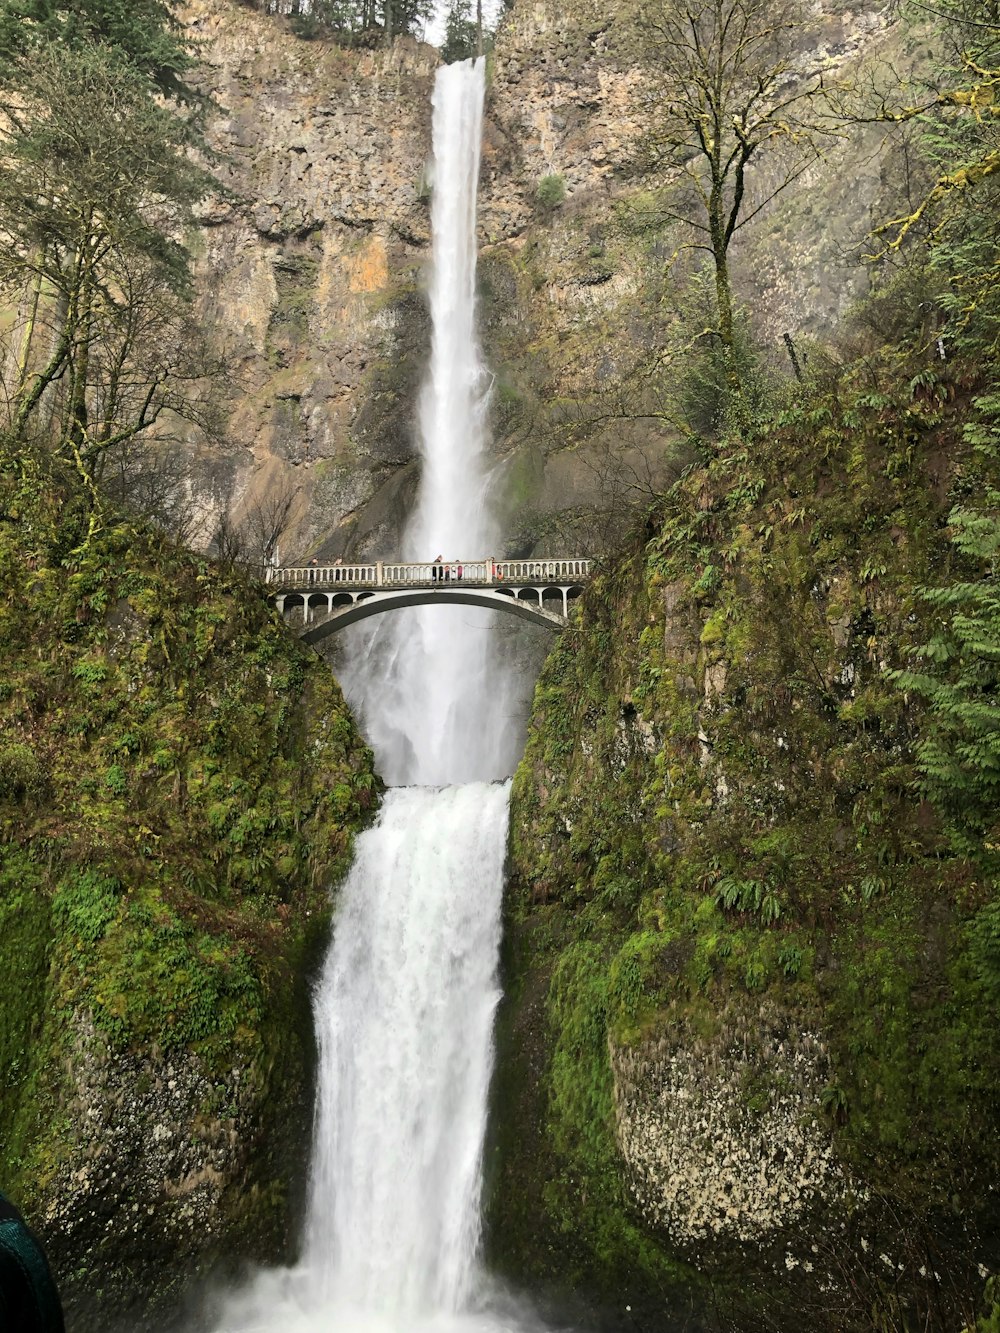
[180,0,439,560]
[0,513,378,1330]
[494,351,1000,1328]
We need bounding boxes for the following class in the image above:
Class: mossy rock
[492,356,1000,1329]
[0,512,380,1330]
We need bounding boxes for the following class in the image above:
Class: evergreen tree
[266,0,433,45]
[893,488,1000,860]
[440,0,479,62]
[0,0,196,100]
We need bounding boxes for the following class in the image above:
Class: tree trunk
[708,183,736,352]
[66,296,92,455]
[383,0,393,47]
[16,265,44,390]
[713,248,735,352]
[476,0,483,55]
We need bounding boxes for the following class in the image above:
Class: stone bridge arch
[269,558,592,641]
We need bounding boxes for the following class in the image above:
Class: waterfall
[339,57,520,787]
[209,58,543,1333]
[304,783,508,1315]
[212,785,513,1333]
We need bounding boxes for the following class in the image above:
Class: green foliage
[541,937,692,1295]
[714,874,781,924]
[0,851,52,1166]
[966,1275,1000,1333]
[0,743,46,800]
[967,897,1000,1001]
[78,886,262,1050]
[494,9,1000,1322]
[440,0,479,62]
[671,266,779,436]
[52,869,121,945]
[0,513,379,1202]
[275,0,433,45]
[535,174,566,214]
[892,488,1000,859]
[0,0,198,101]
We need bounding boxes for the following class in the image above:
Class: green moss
[0,851,53,1173]
[0,505,380,1321]
[496,350,1000,1325]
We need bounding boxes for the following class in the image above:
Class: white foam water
[338,57,521,787]
[211,784,517,1333]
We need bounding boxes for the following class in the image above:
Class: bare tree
[99,441,209,548]
[0,44,213,541]
[623,0,835,357]
[211,482,299,578]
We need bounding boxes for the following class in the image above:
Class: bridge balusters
[270,557,592,596]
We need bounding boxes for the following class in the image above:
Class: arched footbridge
[267,558,593,643]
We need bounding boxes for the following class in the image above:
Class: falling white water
[304,786,506,1314]
[211,785,517,1333]
[339,57,521,787]
[209,58,550,1333]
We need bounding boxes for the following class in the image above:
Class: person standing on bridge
[432,555,443,582]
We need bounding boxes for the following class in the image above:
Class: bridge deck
[269,557,593,639]
[267,557,591,592]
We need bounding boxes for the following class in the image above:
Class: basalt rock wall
[180,0,439,562]
[179,0,900,565]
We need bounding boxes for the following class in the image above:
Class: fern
[891,492,1000,860]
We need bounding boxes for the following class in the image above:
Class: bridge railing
[495,558,591,582]
[271,563,380,587]
[267,558,592,589]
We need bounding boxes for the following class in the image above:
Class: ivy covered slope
[0,512,378,1330]
[493,361,1000,1330]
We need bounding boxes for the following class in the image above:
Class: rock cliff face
[474,0,899,556]
[493,362,1000,1327]
[181,0,438,560]
[182,0,899,563]
[0,514,378,1331]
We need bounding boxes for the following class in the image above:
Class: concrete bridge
[267,558,593,644]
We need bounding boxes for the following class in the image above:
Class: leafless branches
[619,0,839,353]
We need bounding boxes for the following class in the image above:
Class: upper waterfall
[409,58,493,566]
[339,58,523,786]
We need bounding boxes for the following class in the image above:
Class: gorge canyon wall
[183,0,898,565]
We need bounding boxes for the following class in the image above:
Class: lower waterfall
[212,785,528,1333]
[305,784,508,1316]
